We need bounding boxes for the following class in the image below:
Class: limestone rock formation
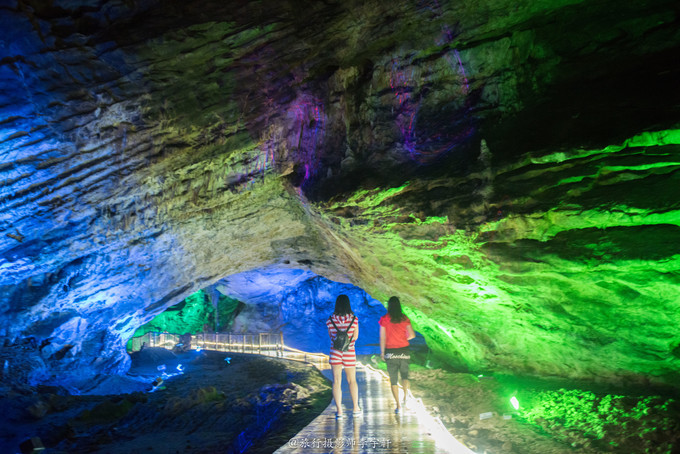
[1,0,679,390]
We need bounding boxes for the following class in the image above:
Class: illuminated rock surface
[0,0,679,393]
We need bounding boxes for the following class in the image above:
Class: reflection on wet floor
[275,365,474,453]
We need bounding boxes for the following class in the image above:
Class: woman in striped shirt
[326,294,361,418]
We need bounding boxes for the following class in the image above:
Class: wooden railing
[128,331,329,369]
[194,332,284,356]
[280,345,330,370]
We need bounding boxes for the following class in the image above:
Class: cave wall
[1,0,679,389]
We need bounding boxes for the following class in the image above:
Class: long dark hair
[387,296,405,323]
[333,294,353,316]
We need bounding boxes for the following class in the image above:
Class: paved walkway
[275,365,474,453]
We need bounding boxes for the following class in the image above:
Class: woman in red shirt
[379,296,416,414]
[326,294,361,418]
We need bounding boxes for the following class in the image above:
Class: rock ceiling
[1,0,679,389]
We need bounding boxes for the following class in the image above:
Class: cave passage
[127,267,424,359]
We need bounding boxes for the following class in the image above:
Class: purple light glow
[390,58,473,163]
[438,24,470,95]
[390,58,420,159]
[452,49,470,94]
[388,6,473,164]
[389,59,416,107]
[288,97,326,187]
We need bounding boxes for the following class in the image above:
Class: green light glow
[516,388,678,451]
[415,215,449,225]
[557,161,680,186]
[530,128,680,165]
[344,182,410,208]
[510,396,520,410]
[436,321,454,339]
[315,126,680,380]
[482,206,680,243]
[129,290,240,342]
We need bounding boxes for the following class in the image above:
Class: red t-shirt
[379,314,412,349]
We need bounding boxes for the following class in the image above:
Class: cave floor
[0,349,332,454]
[3,349,677,453]
[274,365,472,453]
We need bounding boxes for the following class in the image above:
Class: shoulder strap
[329,315,355,333]
[347,315,356,340]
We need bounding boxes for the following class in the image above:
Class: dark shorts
[385,347,410,385]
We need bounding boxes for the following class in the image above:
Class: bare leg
[344,366,360,411]
[391,384,401,409]
[402,378,410,406]
[331,364,344,414]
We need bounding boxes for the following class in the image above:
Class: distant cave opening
[126,267,428,360]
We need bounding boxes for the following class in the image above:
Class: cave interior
[1,0,680,451]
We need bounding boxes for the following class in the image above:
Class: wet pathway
[274,364,475,453]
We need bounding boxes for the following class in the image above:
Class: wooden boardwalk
[274,364,474,454]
